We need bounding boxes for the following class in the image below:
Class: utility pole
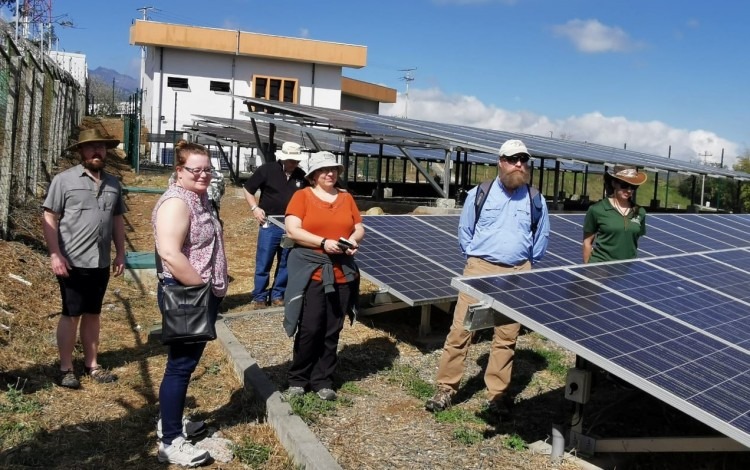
[398,68,416,119]
[136,6,155,20]
[698,151,712,207]
[112,77,116,111]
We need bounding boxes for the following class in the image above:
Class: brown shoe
[425,388,453,412]
[250,300,268,310]
[85,366,118,384]
[57,369,80,389]
[271,299,285,307]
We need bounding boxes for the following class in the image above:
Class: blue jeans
[252,223,289,303]
[157,278,222,444]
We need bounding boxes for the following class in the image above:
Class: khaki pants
[435,257,531,401]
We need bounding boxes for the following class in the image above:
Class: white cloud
[299,28,310,38]
[382,87,740,168]
[552,19,642,53]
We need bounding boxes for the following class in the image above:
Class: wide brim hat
[274,141,304,161]
[607,165,647,186]
[66,128,119,152]
[306,151,344,178]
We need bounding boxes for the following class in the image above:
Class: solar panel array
[452,250,750,448]
[346,213,750,306]
[238,97,750,180]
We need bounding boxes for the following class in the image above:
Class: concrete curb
[215,318,342,470]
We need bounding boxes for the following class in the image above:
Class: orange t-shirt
[286,188,362,283]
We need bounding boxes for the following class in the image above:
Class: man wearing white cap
[244,142,309,308]
[426,139,550,419]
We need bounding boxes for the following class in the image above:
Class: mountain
[89,67,139,94]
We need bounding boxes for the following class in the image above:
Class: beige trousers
[435,257,531,401]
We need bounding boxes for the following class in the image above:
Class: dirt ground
[2,120,750,469]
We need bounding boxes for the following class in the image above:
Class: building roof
[341,77,397,104]
[129,20,367,68]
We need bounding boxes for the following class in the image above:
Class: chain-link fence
[0,24,84,239]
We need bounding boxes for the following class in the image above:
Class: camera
[337,237,354,251]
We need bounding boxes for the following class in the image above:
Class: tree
[734,149,750,212]
[87,76,126,116]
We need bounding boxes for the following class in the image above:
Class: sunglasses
[616,182,637,190]
[500,155,530,165]
[182,166,213,176]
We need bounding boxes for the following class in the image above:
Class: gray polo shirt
[42,164,126,269]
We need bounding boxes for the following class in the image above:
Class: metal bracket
[463,303,515,331]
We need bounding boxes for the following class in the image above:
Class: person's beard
[82,156,105,172]
[500,167,530,190]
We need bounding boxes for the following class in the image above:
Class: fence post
[0,56,20,239]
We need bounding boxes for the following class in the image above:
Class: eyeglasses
[318,167,339,174]
[182,166,213,176]
[500,155,530,165]
[616,182,637,190]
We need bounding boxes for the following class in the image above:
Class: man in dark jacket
[244,142,308,308]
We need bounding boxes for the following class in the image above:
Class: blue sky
[10,0,748,166]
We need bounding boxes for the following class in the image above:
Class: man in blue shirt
[426,139,550,418]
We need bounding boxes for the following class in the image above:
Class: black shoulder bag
[156,231,218,345]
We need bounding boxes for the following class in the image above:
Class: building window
[253,75,298,103]
[167,76,189,90]
[210,80,231,93]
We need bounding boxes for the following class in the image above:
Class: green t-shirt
[583,198,646,263]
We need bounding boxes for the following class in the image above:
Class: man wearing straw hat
[42,128,126,389]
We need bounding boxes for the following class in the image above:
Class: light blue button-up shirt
[458,178,550,265]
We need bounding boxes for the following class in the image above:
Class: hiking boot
[316,388,337,401]
[486,397,512,419]
[157,416,207,439]
[425,389,453,412]
[157,436,210,467]
[271,298,285,307]
[85,366,118,383]
[57,369,80,389]
[285,386,305,397]
[250,300,268,310]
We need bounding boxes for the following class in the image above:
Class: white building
[129,20,396,164]
[47,51,87,89]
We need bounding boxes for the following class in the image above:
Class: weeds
[502,433,528,451]
[383,364,434,400]
[535,348,568,378]
[434,407,483,426]
[453,427,483,445]
[339,381,367,395]
[233,437,271,468]
[0,383,41,414]
[287,393,339,424]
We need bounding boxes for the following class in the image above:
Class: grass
[433,407,484,425]
[383,364,435,400]
[533,348,569,379]
[453,427,484,445]
[0,383,42,414]
[287,393,344,424]
[233,437,272,468]
[502,433,528,451]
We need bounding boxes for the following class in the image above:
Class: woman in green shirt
[582,165,647,263]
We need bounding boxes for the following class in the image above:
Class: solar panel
[451,251,750,448]
[272,213,750,307]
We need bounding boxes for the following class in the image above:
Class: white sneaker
[157,416,207,439]
[157,436,210,467]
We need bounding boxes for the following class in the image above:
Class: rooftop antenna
[398,67,416,119]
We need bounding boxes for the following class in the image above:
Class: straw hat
[66,128,119,152]
[607,165,647,186]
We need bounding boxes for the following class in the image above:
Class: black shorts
[57,267,111,316]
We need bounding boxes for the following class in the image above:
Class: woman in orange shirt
[283,151,365,401]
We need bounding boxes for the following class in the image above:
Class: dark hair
[174,140,209,169]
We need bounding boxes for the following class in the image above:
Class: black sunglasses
[500,155,530,165]
[616,181,637,190]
